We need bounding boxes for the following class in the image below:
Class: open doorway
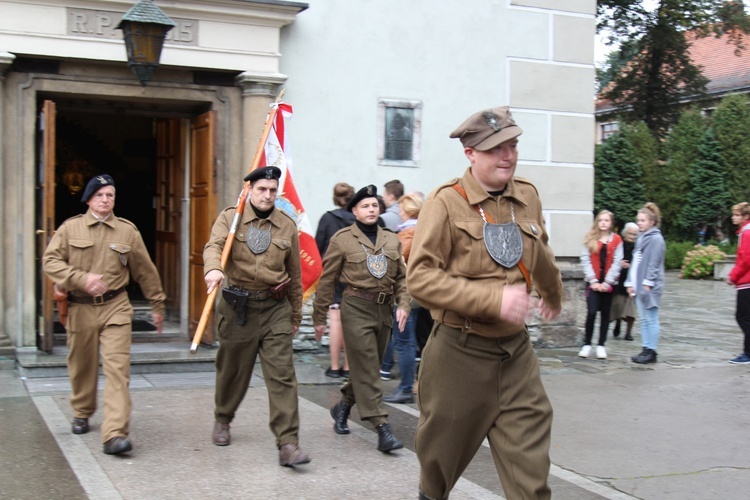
[38,96,217,348]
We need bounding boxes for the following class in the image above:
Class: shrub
[680,244,727,279]
[665,241,694,270]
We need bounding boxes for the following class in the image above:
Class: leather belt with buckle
[68,287,126,305]
[247,289,272,301]
[343,286,393,305]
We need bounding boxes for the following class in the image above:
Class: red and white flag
[262,103,323,301]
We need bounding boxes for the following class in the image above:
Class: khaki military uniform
[42,211,165,443]
[204,205,303,447]
[407,168,563,499]
[313,223,409,424]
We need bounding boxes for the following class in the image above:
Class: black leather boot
[330,401,352,435]
[376,423,403,453]
[612,320,621,338]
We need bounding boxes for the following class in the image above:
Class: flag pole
[190,90,286,353]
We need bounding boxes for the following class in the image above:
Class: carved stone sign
[66,8,198,46]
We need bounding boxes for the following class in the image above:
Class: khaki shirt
[312,223,410,326]
[42,211,166,315]
[407,168,562,338]
[204,205,303,327]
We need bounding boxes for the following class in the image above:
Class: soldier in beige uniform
[407,107,563,499]
[203,166,309,467]
[43,174,166,456]
[313,185,410,453]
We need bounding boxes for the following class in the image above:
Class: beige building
[0,0,595,354]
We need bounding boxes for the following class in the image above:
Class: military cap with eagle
[450,106,523,151]
[244,166,282,183]
[346,184,379,211]
[81,174,115,203]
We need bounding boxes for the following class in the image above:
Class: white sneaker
[578,345,592,358]
[596,345,607,359]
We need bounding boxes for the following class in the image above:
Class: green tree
[682,128,732,233]
[597,0,750,138]
[660,108,708,239]
[713,93,750,204]
[619,121,659,203]
[594,131,645,227]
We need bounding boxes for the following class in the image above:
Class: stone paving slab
[4,272,750,499]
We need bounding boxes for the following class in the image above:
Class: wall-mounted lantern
[115,0,176,86]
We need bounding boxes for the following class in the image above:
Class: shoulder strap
[451,184,532,294]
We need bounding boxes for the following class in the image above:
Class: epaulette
[277,208,296,224]
[381,227,396,234]
[431,177,460,198]
[331,226,353,240]
[116,217,139,230]
[62,214,84,225]
[512,176,540,196]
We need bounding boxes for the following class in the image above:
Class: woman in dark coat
[315,182,355,378]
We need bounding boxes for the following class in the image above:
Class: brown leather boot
[278,443,311,466]
[212,420,231,446]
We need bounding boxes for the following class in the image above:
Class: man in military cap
[203,166,310,467]
[407,107,563,499]
[43,174,166,456]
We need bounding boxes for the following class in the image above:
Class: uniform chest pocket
[454,220,486,275]
[69,239,94,270]
[516,220,541,267]
[107,243,131,273]
[267,239,292,270]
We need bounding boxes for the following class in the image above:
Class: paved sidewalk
[2,272,749,499]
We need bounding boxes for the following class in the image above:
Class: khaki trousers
[214,296,300,447]
[339,295,392,425]
[416,324,552,500]
[66,294,134,443]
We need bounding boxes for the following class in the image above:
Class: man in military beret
[203,166,310,467]
[407,107,563,499]
[313,184,410,454]
[43,174,166,455]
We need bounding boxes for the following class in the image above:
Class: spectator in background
[626,202,666,365]
[727,202,750,365]
[611,222,638,341]
[579,210,623,360]
[380,180,404,230]
[382,193,424,404]
[315,182,356,378]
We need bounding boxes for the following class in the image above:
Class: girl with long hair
[579,210,623,359]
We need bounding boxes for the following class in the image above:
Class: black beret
[347,184,378,211]
[244,166,281,183]
[81,174,115,203]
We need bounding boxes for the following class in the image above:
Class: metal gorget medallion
[478,201,523,268]
[246,222,271,254]
[362,244,387,279]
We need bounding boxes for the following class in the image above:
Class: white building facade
[0,0,595,353]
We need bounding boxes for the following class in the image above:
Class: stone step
[15,342,219,378]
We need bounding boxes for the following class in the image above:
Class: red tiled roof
[596,32,750,113]
[689,32,750,93]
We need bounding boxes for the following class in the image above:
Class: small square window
[600,122,619,142]
[378,99,421,167]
